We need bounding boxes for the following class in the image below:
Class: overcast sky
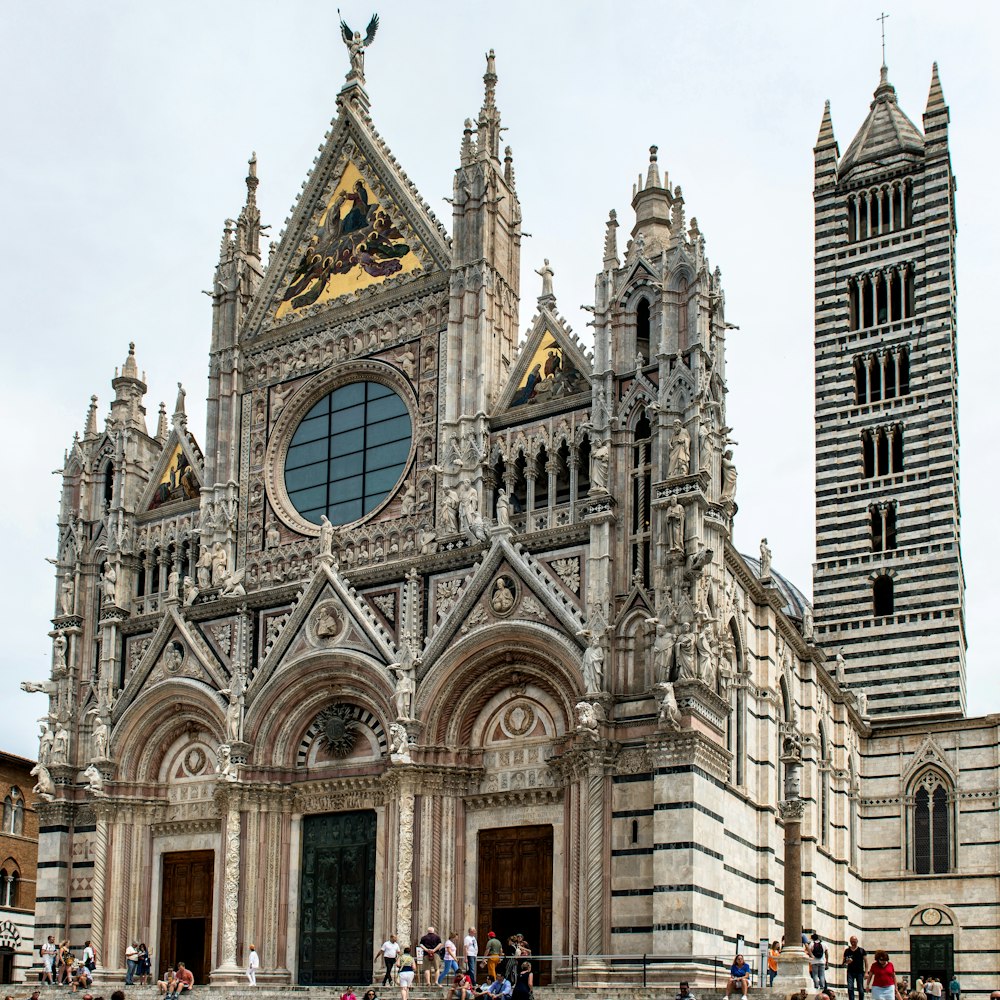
[1,2,997,760]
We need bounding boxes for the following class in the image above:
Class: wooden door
[298,810,377,985]
[159,850,214,983]
[477,825,553,980]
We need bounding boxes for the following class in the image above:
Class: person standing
[808,934,828,990]
[379,935,400,986]
[397,948,416,1000]
[420,927,442,986]
[137,943,151,986]
[40,936,57,985]
[440,934,459,984]
[843,936,868,1000]
[768,942,781,988]
[865,951,897,1000]
[247,945,260,986]
[124,942,138,986]
[463,928,479,984]
[484,933,503,983]
[82,941,97,976]
[948,975,960,1000]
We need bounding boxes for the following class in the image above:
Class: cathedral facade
[25,41,999,992]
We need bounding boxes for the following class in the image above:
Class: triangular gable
[113,606,227,722]
[249,560,398,695]
[495,305,592,415]
[614,256,659,303]
[615,366,658,428]
[244,99,451,340]
[616,583,653,626]
[422,534,588,668]
[138,427,205,514]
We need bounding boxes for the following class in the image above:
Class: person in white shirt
[41,936,57,985]
[379,935,401,986]
[247,945,260,986]
[463,928,479,984]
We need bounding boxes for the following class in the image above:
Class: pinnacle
[925,61,947,114]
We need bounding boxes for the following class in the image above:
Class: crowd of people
[371,928,534,1000]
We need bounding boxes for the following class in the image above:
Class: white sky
[1,1,997,760]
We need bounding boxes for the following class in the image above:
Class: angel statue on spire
[339,12,379,84]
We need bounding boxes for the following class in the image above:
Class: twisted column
[584,768,605,955]
[89,810,109,963]
[396,785,415,948]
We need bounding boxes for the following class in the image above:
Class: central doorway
[910,935,954,984]
[159,850,214,984]
[298,810,377,985]
[477,825,553,984]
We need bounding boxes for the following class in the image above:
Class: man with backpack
[808,933,828,989]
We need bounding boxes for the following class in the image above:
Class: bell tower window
[636,297,651,362]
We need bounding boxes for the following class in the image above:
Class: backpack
[812,940,825,959]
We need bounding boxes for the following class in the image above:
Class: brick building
[0,751,38,984]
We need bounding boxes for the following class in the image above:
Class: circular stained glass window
[283,380,412,526]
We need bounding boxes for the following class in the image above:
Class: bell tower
[811,64,966,719]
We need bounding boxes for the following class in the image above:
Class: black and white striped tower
[812,64,966,720]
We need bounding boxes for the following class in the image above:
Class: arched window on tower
[3,788,23,837]
[873,574,894,617]
[876,427,890,476]
[870,504,883,552]
[912,771,953,874]
[898,346,911,395]
[103,460,115,509]
[534,445,549,511]
[862,430,875,478]
[630,413,652,587]
[884,503,897,550]
[854,356,865,403]
[635,297,651,362]
[891,425,904,472]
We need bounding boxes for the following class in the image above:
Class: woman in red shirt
[866,950,897,1000]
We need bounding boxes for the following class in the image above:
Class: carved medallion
[308,600,346,645]
[502,703,536,738]
[490,575,517,617]
[183,747,208,776]
[162,641,185,674]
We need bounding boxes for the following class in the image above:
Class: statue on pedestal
[668,419,691,478]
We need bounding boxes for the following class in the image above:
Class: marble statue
[674,622,697,680]
[87,707,110,759]
[578,630,605,692]
[266,523,281,547]
[668,419,691,478]
[442,489,460,534]
[720,449,737,501]
[759,538,772,580]
[196,547,213,588]
[30,763,55,802]
[590,440,610,493]
[215,743,238,781]
[59,577,74,616]
[388,722,410,759]
[857,689,869,717]
[319,515,335,558]
[457,481,485,541]
[211,543,228,587]
[221,668,246,743]
[400,483,416,516]
[102,562,117,605]
[802,606,814,641]
[83,764,105,796]
[419,527,437,555]
[835,649,846,685]
[167,567,180,601]
[393,663,416,720]
[490,579,515,614]
[575,701,599,738]
[339,13,379,84]
[535,258,555,298]
[666,498,685,550]
[647,619,674,683]
[51,725,70,764]
[38,723,54,765]
[219,568,246,598]
[695,626,717,687]
[182,576,199,606]
[495,488,511,528]
[656,681,681,730]
[52,631,67,671]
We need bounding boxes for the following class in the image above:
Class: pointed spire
[872,63,898,106]
[816,100,837,147]
[671,185,686,237]
[84,395,99,439]
[477,49,501,160]
[926,62,946,113]
[219,218,235,264]
[504,145,516,189]
[814,100,839,185]
[120,342,139,381]
[156,402,168,442]
[460,118,475,167]
[236,153,261,259]
[603,209,620,271]
[645,146,662,189]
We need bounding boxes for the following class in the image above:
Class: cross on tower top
[877,11,889,67]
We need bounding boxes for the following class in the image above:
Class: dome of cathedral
[740,554,812,619]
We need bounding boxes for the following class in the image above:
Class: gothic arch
[246,649,394,769]
[113,679,227,782]
[417,623,581,746]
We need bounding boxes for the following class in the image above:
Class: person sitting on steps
[727,954,752,999]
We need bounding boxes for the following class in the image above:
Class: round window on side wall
[283,379,412,527]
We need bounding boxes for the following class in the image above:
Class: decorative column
[89,804,111,968]
[396,779,415,949]
[775,722,812,995]
[211,786,244,983]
